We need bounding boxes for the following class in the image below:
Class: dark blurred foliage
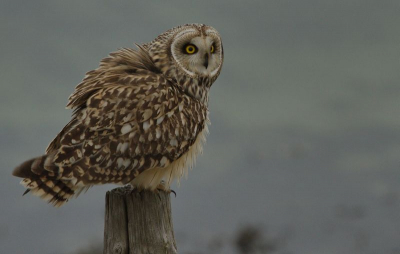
[234,225,281,254]
[74,224,291,254]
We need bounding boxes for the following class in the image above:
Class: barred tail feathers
[13,155,79,207]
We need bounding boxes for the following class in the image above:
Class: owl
[12,24,224,207]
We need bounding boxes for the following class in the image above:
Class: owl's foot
[129,187,147,201]
[155,183,176,197]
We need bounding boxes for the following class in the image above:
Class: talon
[138,189,145,200]
[155,183,176,197]
[125,185,145,200]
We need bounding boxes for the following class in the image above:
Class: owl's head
[145,24,224,82]
[169,24,223,79]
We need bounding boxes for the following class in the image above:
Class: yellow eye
[185,44,197,54]
[210,44,215,53]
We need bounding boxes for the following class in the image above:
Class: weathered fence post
[104,186,177,254]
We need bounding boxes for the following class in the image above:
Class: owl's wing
[47,72,207,187]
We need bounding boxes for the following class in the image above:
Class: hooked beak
[203,53,209,69]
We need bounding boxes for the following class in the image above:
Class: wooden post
[104,186,177,254]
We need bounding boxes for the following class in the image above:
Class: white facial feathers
[170,26,223,78]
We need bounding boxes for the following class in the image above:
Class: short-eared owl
[13,24,224,206]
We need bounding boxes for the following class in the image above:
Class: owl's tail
[12,155,77,207]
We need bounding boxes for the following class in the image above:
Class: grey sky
[1,1,400,253]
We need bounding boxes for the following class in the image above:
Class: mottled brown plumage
[13,24,223,206]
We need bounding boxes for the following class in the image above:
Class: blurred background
[1,1,400,253]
